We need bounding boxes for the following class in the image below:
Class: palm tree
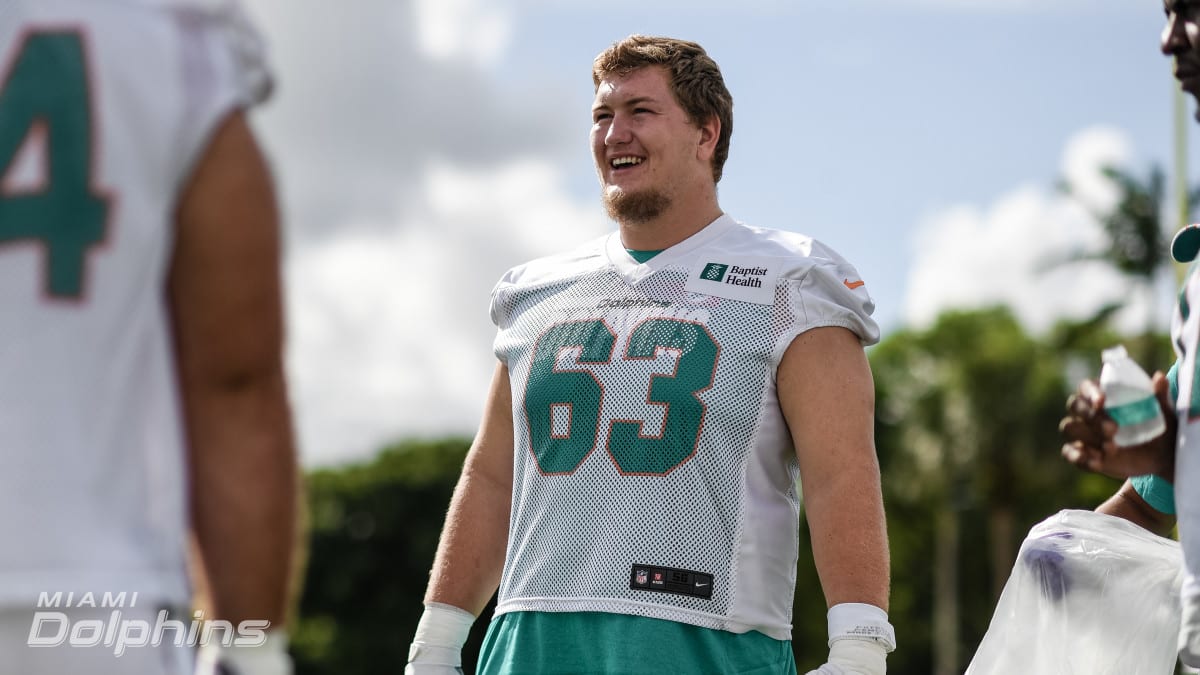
[1051,163,1200,367]
[1074,165,1170,281]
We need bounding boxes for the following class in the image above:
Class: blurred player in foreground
[0,1,298,673]
[406,34,894,675]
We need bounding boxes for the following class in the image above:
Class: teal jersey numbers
[610,318,718,474]
[0,31,109,299]
[524,318,719,475]
[525,320,616,474]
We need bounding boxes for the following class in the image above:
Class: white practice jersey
[1174,266,1200,614]
[0,0,269,606]
[490,214,879,641]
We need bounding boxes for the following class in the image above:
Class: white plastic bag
[966,509,1183,675]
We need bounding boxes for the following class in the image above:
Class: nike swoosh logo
[695,582,708,587]
[843,279,865,290]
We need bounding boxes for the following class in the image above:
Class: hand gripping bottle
[1100,345,1166,447]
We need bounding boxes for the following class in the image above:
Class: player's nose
[1163,13,1189,56]
[605,113,633,145]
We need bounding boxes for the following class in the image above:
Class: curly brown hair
[593,35,734,184]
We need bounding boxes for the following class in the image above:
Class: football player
[1060,0,1200,667]
[0,1,298,673]
[406,35,895,675]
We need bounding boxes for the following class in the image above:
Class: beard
[602,186,671,224]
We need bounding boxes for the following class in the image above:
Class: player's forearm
[423,458,511,616]
[407,421,510,674]
[188,368,299,628]
[803,467,890,610]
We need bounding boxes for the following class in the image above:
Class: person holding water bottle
[956,342,1184,674]
[1053,0,1200,667]
[1098,345,1167,447]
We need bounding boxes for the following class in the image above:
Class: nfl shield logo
[636,570,648,585]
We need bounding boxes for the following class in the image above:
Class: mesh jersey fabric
[0,0,270,606]
[489,214,878,641]
[1174,264,1200,627]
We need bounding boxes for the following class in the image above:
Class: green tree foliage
[291,438,497,675]
[867,307,1126,674]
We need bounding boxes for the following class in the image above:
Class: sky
[238,0,1200,467]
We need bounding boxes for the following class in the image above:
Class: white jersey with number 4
[490,214,880,640]
[0,0,269,606]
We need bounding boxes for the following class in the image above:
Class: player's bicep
[778,326,878,490]
[169,109,284,388]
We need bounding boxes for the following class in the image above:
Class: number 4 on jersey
[0,31,108,299]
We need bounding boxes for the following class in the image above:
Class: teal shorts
[477,611,797,675]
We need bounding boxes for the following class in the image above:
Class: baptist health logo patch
[701,262,729,282]
[686,256,781,305]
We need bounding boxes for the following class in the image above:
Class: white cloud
[426,159,607,254]
[510,0,1138,9]
[507,0,1144,13]
[285,223,493,466]
[235,0,595,465]
[903,125,1173,336]
[413,0,514,66]
[1059,126,1133,217]
[848,0,1141,11]
[286,159,609,466]
[242,0,576,245]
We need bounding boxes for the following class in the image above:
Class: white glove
[805,603,895,675]
[404,602,475,675]
[805,638,889,675]
[194,629,292,675]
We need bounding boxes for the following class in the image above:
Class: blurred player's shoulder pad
[122,0,274,104]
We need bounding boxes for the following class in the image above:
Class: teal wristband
[1132,474,1176,515]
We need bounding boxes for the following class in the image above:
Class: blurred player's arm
[1061,372,1178,537]
[780,326,894,675]
[171,110,299,636]
[1096,479,1176,538]
[406,361,515,673]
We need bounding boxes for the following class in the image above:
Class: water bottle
[1099,345,1166,447]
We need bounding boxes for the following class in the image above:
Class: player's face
[1164,0,1200,118]
[590,66,711,223]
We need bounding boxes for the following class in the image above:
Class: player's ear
[696,115,719,162]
